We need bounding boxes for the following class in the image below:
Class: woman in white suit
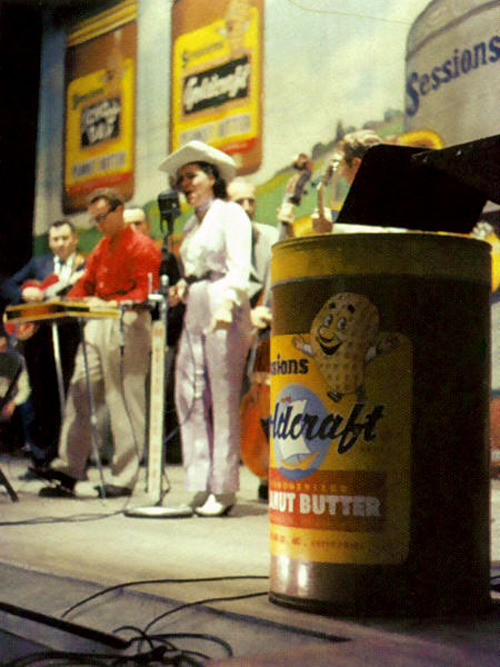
[160,141,253,516]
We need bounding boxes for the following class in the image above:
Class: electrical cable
[0,510,124,527]
[116,624,157,653]
[120,629,213,662]
[140,590,268,636]
[61,574,268,619]
[1,622,233,665]
[2,601,241,665]
[154,632,233,656]
[117,626,233,662]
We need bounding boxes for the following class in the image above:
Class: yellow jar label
[269,291,412,565]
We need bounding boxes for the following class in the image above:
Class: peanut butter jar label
[269,291,412,565]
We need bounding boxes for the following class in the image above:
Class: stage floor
[0,455,498,665]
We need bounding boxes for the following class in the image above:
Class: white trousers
[175,281,252,494]
[51,311,151,489]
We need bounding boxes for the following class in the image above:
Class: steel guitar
[5,299,122,496]
[6,297,169,504]
[4,299,120,324]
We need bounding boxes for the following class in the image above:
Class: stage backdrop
[33,0,498,249]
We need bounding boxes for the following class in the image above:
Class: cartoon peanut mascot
[293,292,398,402]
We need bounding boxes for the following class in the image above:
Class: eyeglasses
[91,205,117,225]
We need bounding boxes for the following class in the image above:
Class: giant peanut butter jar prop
[268,139,496,616]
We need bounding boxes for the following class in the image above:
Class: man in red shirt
[38,188,161,498]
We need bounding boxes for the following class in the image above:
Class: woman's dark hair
[197,162,228,199]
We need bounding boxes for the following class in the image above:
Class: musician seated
[2,219,85,305]
[1,220,85,477]
[0,329,31,454]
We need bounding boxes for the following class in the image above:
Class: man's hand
[22,286,44,302]
[168,279,188,306]
[251,305,272,329]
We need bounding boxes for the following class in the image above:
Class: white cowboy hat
[159,140,237,183]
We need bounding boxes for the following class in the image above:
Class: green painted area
[31,118,405,253]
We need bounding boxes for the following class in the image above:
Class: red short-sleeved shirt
[69,226,161,303]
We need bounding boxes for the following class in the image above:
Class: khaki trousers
[51,311,151,489]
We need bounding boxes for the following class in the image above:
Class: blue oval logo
[271,383,330,480]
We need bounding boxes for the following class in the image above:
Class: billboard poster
[63,0,137,213]
[170,0,264,174]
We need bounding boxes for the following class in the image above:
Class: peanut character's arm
[366,334,400,363]
[292,335,313,357]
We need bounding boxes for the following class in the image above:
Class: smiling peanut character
[294,292,390,402]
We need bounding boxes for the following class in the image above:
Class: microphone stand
[125,190,192,518]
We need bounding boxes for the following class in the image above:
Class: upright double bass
[240,153,313,484]
[311,152,342,234]
[276,152,313,237]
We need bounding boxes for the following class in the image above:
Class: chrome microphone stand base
[124,504,193,518]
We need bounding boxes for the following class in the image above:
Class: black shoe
[19,464,53,481]
[18,468,39,481]
[258,482,269,502]
[39,484,75,498]
[95,484,132,499]
[35,467,77,491]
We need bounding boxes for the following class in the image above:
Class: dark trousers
[22,321,80,466]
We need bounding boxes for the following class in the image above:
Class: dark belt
[184,271,217,285]
[184,272,209,285]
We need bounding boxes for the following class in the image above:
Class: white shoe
[189,491,210,510]
[194,493,235,517]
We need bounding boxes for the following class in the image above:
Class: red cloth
[68,226,161,302]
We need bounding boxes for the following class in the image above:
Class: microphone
[158,189,181,238]
[157,189,182,291]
